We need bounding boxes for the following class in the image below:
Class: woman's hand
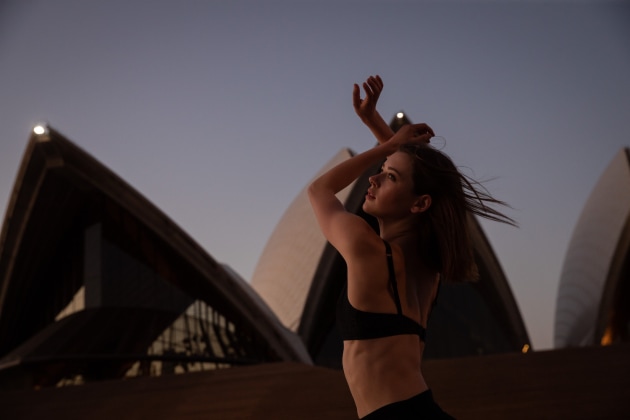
[353,75,395,144]
[353,75,383,124]
[388,123,434,149]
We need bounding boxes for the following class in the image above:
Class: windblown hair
[398,143,516,283]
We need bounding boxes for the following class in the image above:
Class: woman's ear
[411,194,432,214]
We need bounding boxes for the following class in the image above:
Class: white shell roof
[251,149,356,331]
[555,148,630,347]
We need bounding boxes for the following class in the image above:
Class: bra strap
[383,240,403,315]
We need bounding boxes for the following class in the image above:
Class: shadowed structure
[0,126,309,389]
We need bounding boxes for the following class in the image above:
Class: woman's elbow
[308,179,323,199]
[308,181,331,209]
[307,182,316,198]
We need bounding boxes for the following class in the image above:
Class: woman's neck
[378,217,417,244]
[379,217,436,273]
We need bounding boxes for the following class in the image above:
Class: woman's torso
[340,240,439,418]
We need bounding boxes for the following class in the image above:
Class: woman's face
[362,151,420,219]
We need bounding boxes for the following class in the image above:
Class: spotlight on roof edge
[33,124,49,135]
[396,112,404,119]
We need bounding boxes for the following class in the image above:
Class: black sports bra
[336,240,432,341]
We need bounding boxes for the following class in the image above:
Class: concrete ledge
[1,344,629,419]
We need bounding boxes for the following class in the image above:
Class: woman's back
[340,239,439,418]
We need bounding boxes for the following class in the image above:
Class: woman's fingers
[410,123,435,137]
[360,75,383,100]
[396,123,435,144]
[352,84,362,110]
[354,75,383,108]
[367,75,383,94]
[362,82,373,98]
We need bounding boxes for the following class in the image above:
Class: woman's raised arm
[308,123,433,257]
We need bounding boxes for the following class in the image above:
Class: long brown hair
[399,143,516,283]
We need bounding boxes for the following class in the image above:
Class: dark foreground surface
[1,343,629,419]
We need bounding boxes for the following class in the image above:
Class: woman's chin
[362,202,375,216]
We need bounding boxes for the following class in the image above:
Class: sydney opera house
[555,148,630,349]
[0,121,628,419]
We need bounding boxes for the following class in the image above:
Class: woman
[308,75,515,419]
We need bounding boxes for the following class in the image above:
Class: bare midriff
[343,334,428,418]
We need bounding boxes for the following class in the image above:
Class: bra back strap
[383,240,403,315]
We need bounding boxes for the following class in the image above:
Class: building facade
[0,127,309,389]
[555,148,630,347]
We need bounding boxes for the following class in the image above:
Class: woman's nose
[369,174,379,186]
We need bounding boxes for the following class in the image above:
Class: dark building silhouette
[0,126,308,389]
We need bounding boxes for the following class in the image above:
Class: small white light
[396,112,404,119]
[33,124,47,135]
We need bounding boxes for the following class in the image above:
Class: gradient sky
[1,0,628,350]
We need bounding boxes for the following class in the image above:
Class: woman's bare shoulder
[345,237,391,307]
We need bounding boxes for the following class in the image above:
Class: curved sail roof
[0,126,309,386]
[555,148,630,347]
[251,148,357,331]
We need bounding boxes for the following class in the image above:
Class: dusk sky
[1,0,628,350]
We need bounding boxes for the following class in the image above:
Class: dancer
[308,75,515,419]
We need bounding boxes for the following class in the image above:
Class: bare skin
[308,75,440,418]
[342,237,440,417]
